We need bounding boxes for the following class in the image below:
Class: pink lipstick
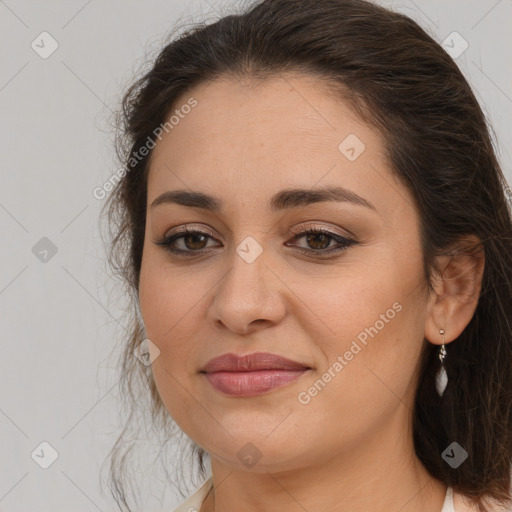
[201,352,311,397]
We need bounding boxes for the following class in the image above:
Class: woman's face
[139,73,434,472]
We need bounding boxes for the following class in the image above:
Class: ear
[424,235,485,346]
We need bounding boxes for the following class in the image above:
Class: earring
[435,329,448,397]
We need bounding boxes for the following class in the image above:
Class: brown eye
[154,227,221,256]
[286,227,357,257]
[304,232,331,250]
[181,232,209,250]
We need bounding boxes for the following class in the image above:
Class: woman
[102,0,512,511]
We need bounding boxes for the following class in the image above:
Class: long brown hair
[101,1,512,510]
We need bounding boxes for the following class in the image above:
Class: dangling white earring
[435,328,448,397]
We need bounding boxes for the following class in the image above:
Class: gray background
[1,0,511,511]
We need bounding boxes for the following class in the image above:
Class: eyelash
[153,225,357,258]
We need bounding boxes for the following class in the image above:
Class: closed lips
[201,352,312,397]
[201,352,311,373]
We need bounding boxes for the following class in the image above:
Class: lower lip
[203,369,309,397]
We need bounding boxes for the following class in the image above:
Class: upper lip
[201,352,311,373]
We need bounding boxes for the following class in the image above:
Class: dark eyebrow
[150,186,377,213]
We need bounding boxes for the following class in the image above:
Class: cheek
[138,249,225,430]
[303,265,400,347]
[305,261,425,400]
[139,249,204,345]
[293,291,423,456]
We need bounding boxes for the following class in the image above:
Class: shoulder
[453,490,512,512]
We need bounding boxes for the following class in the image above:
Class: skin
[138,73,484,512]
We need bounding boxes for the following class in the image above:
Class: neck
[200,408,447,512]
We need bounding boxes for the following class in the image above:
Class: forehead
[150,73,376,164]
[146,73,409,219]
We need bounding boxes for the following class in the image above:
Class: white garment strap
[441,486,455,512]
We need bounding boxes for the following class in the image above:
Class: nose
[207,243,287,335]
